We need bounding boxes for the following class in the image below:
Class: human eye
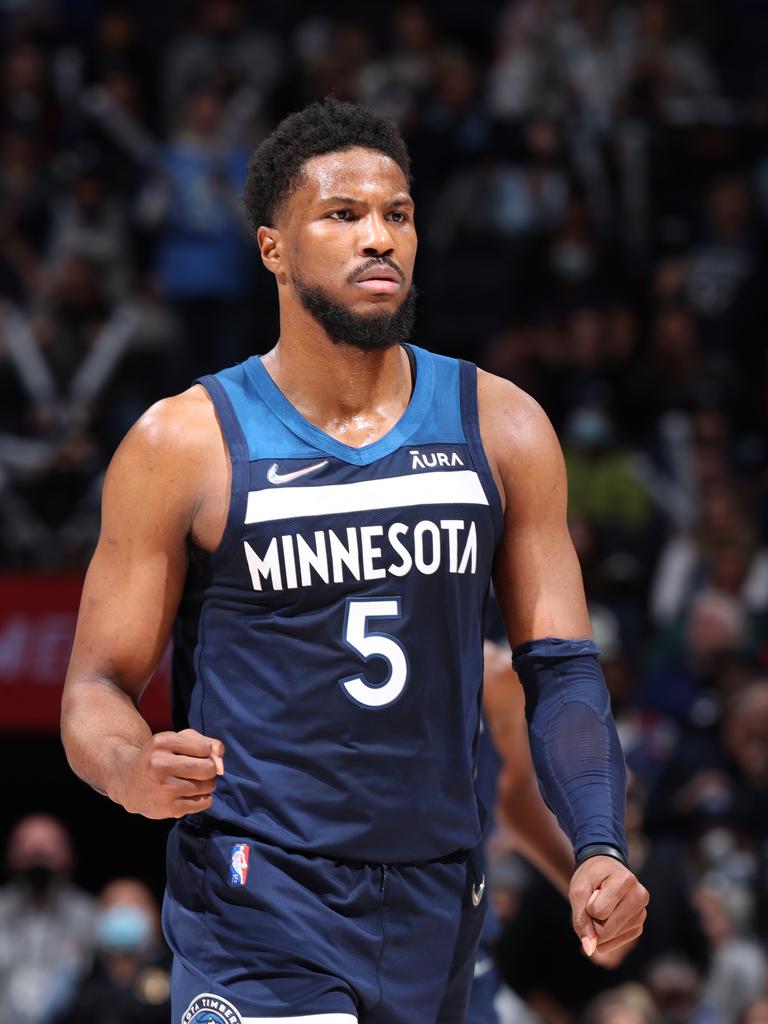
[388,210,409,223]
[329,209,355,221]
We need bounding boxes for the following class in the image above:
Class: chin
[295,275,418,350]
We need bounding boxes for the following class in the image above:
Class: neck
[260,301,413,445]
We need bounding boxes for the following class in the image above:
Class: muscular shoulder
[126,385,219,458]
[103,385,227,541]
[476,369,564,509]
[112,385,221,476]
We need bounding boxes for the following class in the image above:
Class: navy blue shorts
[163,821,486,1024]
[466,954,501,1024]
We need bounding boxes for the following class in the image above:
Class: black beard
[293,276,418,352]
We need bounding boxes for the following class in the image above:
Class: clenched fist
[570,855,649,958]
[111,729,225,819]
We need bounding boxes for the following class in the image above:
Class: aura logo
[409,449,465,470]
[182,994,242,1024]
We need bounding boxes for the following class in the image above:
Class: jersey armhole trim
[458,361,504,543]
[195,373,249,567]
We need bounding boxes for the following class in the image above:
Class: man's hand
[569,855,648,958]
[111,729,225,820]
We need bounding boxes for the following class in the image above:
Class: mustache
[347,257,405,284]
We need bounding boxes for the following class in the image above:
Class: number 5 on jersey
[340,598,410,709]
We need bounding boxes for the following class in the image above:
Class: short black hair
[243,97,411,234]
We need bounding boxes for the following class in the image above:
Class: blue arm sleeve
[511,637,628,863]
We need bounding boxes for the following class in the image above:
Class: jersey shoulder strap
[195,362,252,566]
[458,355,504,536]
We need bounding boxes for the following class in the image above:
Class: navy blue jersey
[172,344,503,863]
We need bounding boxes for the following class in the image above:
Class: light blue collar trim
[242,344,434,466]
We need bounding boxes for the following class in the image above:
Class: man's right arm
[61,389,226,819]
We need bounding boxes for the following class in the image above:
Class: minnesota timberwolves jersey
[172,344,503,863]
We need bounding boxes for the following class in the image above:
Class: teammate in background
[61,99,648,1024]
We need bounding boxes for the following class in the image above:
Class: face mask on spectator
[16,861,57,893]
[97,904,153,953]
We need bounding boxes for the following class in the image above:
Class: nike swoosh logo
[266,460,329,485]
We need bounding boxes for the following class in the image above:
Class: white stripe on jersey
[245,470,489,525]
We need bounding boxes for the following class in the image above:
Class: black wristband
[575,844,628,869]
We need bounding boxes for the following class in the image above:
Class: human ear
[257,226,281,275]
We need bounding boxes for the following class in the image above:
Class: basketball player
[61,99,648,1024]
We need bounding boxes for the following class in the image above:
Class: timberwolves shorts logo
[182,994,242,1024]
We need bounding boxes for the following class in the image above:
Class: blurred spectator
[583,984,659,1024]
[684,175,766,362]
[612,0,718,121]
[645,956,711,1024]
[645,680,768,841]
[643,581,764,723]
[487,0,559,122]
[692,875,768,1024]
[32,252,112,392]
[428,116,569,247]
[686,177,757,320]
[0,127,50,302]
[624,307,739,438]
[536,191,616,310]
[358,2,438,125]
[138,82,252,380]
[563,404,652,536]
[83,6,155,112]
[47,145,132,301]
[55,878,171,1024]
[163,0,281,125]
[77,67,159,199]
[651,482,768,626]
[282,18,375,110]
[0,256,179,565]
[0,814,96,1024]
[409,45,493,184]
[1,39,55,142]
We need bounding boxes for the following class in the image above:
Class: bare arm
[478,372,590,645]
[483,640,573,898]
[479,371,648,957]
[61,388,227,818]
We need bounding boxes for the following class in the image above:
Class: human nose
[358,212,394,257]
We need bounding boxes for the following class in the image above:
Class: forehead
[294,147,410,206]
[101,879,154,909]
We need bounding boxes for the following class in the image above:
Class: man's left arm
[482,639,574,899]
[478,370,649,958]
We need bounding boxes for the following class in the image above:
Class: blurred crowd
[0,816,170,1024]
[1,0,767,1023]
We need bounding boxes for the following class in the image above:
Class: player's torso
[173,344,503,863]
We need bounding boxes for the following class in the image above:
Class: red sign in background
[0,575,172,733]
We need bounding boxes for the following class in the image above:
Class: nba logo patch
[229,843,249,886]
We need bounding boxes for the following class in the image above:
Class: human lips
[353,265,402,293]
